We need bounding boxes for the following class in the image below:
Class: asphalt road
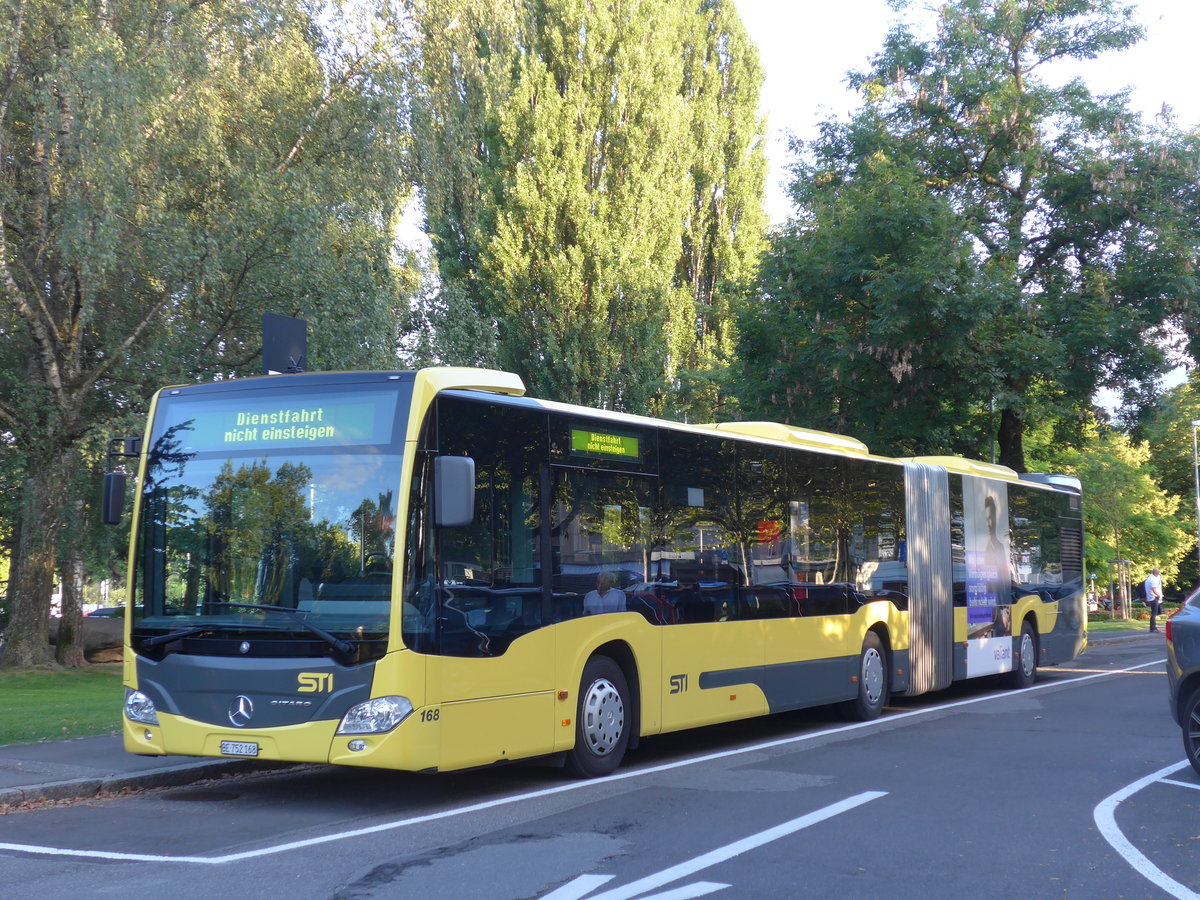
[1,638,1194,900]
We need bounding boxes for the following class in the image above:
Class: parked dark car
[1166,587,1200,776]
[85,606,125,618]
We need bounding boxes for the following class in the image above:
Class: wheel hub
[862,648,884,704]
[582,678,624,756]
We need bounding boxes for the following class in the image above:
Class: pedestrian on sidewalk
[1144,567,1163,632]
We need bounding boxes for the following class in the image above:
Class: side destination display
[156,389,399,453]
[571,426,641,461]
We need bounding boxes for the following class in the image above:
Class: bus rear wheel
[1007,621,1038,689]
[565,655,631,778]
[840,632,888,721]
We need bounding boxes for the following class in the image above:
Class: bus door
[425,401,556,771]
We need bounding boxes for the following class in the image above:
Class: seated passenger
[584,572,626,615]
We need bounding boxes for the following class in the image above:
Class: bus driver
[584,572,626,615]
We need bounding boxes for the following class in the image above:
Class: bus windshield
[131,380,408,660]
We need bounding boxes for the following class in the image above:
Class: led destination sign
[224,407,335,444]
[156,389,399,454]
[571,427,641,460]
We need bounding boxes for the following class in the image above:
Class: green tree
[1059,432,1189,591]
[737,145,985,456]
[1141,375,1200,591]
[412,0,765,414]
[670,0,767,421]
[0,1,414,667]
[742,0,1200,468]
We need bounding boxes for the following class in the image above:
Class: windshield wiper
[208,602,356,656]
[140,622,250,649]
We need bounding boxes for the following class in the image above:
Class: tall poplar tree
[0,0,414,666]
[741,0,1200,468]
[673,0,767,420]
[412,0,765,414]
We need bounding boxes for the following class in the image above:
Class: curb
[0,758,296,810]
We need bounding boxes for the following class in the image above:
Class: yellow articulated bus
[113,367,1086,777]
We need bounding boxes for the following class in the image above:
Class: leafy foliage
[412,0,766,414]
[1056,432,1189,586]
[1139,375,1200,590]
[740,0,1200,469]
[0,0,415,666]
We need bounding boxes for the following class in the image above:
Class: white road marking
[1093,760,1199,900]
[544,874,616,899]
[542,792,886,900]
[546,880,726,900]
[0,658,1166,865]
[634,884,727,900]
[1160,777,1200,792]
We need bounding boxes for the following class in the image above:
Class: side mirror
[102,471,127,525]
[434,456,475,527]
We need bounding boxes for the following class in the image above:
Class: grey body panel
[903,462,953,695]
[698,650,910,712]
[700,658,855,710]
[1036,590,1087,666]
[135,653,375,729]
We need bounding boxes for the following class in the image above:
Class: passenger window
[655,431,742,623]
[842,457,908,609]
[550,469,657,622]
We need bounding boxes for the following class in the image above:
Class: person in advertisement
[965,483,1013,675]
[1144,567,1163,633]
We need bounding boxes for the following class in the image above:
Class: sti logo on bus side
[297,672,334,693]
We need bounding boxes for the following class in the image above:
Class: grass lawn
[0,665,123,746]
[1088,604,1176,633]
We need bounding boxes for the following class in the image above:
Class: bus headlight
[336,696,413,735]
[124,689,159,725]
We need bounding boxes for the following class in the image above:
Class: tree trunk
[1,463,69,668]
[56,501,88,667]
[997,406,1027,473]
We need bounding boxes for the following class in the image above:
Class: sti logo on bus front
[297,672,334,693]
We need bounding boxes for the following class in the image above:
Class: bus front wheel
[840,632,888,721]
[566,655,631,778]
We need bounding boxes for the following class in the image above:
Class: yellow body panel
[661,620,767,731]
[437,691,556,770]
[763,602,909,670]
[124,713,340,763]
[426,627,556,769]
[1020,593,1059,635]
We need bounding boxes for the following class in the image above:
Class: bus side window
[549,468,654,620]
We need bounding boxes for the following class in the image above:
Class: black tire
[565,655,631,778]
[1183,685,1200,778]
[1007,620,1038,689]
[839,632,888,721]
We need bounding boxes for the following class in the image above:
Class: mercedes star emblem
[228,695,254,727]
